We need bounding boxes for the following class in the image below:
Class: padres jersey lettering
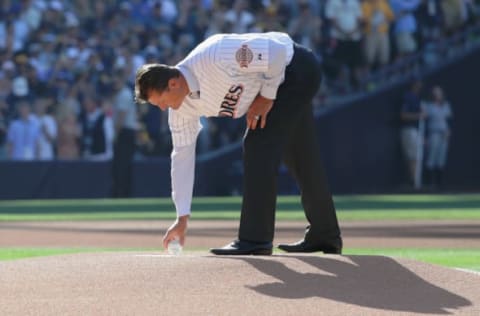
[219,84,244,118]
[169,32,294,216]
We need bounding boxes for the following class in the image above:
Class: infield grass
[1,194,480,221]
[0,248,479,272]
[1,194,479,271]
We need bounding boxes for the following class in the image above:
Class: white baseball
[167,239,183,255]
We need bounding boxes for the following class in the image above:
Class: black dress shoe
[210,240,273,255]
[278,239,342,254]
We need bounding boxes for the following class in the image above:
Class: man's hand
[246,95,274,130]
[162,215,189,249]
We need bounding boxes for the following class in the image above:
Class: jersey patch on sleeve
[219,37,269,73]
[235,45,253,68]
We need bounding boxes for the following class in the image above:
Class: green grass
[0,210,479,221]
[1,248,479,272]
[343,248,480,272]
[0,247,161,261]
[1,195,478,273]
[1,194,480,221]
[0,248,92,261]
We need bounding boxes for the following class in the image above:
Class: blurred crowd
[0,0,479,161]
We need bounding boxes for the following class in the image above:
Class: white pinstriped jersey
[169,32,294,216]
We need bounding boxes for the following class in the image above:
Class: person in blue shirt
[390,0,421,55]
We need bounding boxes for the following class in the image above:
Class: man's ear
[168,78,178,89]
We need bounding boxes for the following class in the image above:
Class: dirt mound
[1,253,478,315]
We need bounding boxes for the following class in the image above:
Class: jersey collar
[176,65,200,99]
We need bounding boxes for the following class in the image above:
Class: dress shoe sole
[278,245,342,254]
[210,248,272,256]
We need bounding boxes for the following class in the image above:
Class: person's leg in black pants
[239,45,341,247]
[239,120,286,243]
[282,105,341,248]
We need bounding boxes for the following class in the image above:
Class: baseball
[167,239,183,255]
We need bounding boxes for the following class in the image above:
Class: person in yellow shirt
[362,0,395,68]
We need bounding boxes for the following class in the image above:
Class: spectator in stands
[18,0,43,34]
[56,107,80,160]
[400,79,425,187]
[6,101,39,160]
[288,1,323,51]
[145,2,175,56]
[442,0,465,34]
[463,0,480,26]
[0,0,475,161]
[7,10,31,53]
[0,58,13,159]
[7,70,32,118]
[80,95,114,161]
[0,97,8,159]
[416,0,445,65]
[137,102,155,156]
[416,0,444,42]
[33,97,57,160]
[224,0,255,33]
[136,99,171,157]
[424,85,452,189]
[325,0,364,89]
[174,0,209,45]
[150,0,179,24]
[0,63,14,100]
[61,84,82,117]
[362,0,395,69]
[254,1,289,32]
[204,2,231,38]
[112,73,137,197]
[390,0,421,57]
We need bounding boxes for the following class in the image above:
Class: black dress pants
[238,44,341,244]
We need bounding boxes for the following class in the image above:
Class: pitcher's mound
[1,253,479,315]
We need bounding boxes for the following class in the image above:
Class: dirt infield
[1,253,479,315]
[1,219,480,248]
[1,219,479,315]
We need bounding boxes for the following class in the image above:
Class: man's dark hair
[134,64,180,104]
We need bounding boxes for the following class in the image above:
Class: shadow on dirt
[228,255,471,314]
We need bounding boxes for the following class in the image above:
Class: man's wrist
[177,215,190,222]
